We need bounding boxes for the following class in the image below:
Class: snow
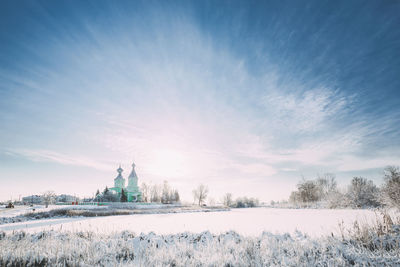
[1,228,399,266]
[0,205,46,217]
[1,207,399,266]
[0,207,380,237]
[0,204,101,218]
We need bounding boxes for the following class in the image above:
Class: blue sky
[1,0,399,202]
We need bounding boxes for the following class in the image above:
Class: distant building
[22,195,42,204]
[82,197,94,202]
[110,162,142,202]
[56,194,76,203]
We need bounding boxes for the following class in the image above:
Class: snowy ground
[1,226,399,266]
[0,205,57,217]
[0,207,382,237]
[1,207,399,266]
[0,204,105,218]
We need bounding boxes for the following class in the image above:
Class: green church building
[110,162,142,202]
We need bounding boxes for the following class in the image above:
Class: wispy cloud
[6,149,112,171]
[1,0,399,201]
[262,87,353,133]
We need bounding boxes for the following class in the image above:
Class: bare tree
[298,180,319,202]
[223,193,233,207]
[161,181,171,204]
[42,191,56,208]
[208,197,216,206]
[173,190,180,203]
[192,184,209,206]
[346,177,379,208]
[143,181,180,203]
[326,189,346,209]
[316,173,337,199]
[289,191,301,204]
[150,184,161,203]
[140,182,150,203]
[232,196,259,208]
[381,166,400,208]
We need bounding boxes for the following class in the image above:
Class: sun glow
[148,149,188,178]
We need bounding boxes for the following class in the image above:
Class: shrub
[381,166,400,208]
[346,177,380,208]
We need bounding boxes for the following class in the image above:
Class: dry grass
[0,206,229,225]
[1,213,400,266]
[338,210,400,252]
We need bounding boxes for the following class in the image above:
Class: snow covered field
[0,207,382,237]
[1,207,399,266]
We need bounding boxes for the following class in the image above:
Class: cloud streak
[0,1,399,200]
[6,149,112,171]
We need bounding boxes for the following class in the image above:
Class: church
[110,162,142,202]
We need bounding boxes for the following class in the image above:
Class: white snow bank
[1,227,399,266]
[0,207,386,237]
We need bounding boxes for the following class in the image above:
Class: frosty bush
[221,193,259,208]
[289,174,338,205]
[381,166,400,208]
[288,173,384,208]
[346,177,380,208]
[41,191,56,208]
[326,190,347,209]
[233,197,259,208]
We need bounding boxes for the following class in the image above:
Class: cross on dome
[117,165,123,174]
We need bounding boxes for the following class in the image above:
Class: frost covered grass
[1,211,399,266]
[1,223,400,266]
[339,211,400,253]
[0,205,228,225]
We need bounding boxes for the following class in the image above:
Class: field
[0,206,382,236]
[1,206,399,266]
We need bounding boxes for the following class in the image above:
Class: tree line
[140,181,180,204]
[191,184,260,208]
[288,166,400,209]
[222,192,259,208]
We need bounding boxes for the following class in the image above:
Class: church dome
[115,165,124,180]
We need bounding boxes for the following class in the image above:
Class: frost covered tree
[150,184,161,202]
[233,196,259,208]
[326,190,347,208]
[381,166,400,208]
[140,182,150,203]
[173,190,180,203]
[316,173,337,200]
[142,181,180,203]
[208,197,216,206]
[161,181,171,204]
[193,184,208,206]
[346,177,379,208]
[290,174,338,205]
[42,191,56,208]
[298,180,319,202]
[289,191,301,204]
[223,193,233,207]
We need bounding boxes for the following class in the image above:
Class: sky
[0,0,400,202]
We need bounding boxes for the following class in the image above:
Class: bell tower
[127,162,138,189]
[114,165,125,189]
